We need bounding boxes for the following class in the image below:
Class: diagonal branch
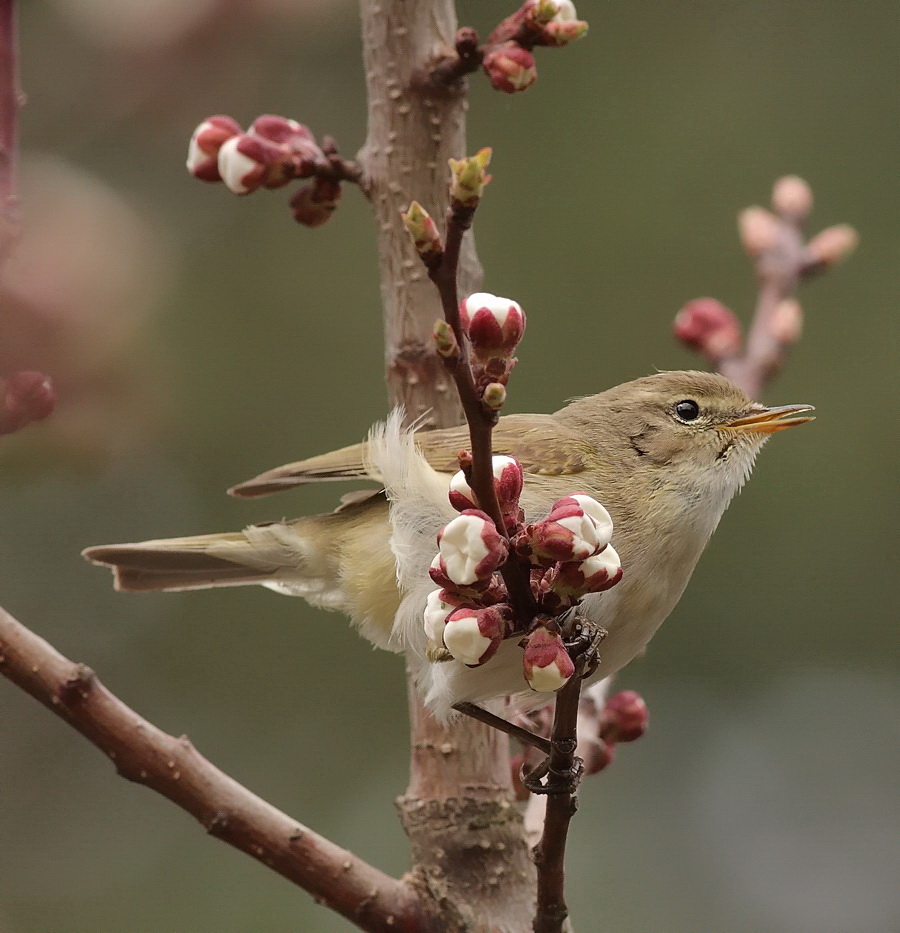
[0,605,425,933]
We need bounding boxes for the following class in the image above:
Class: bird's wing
[229,413,591,499]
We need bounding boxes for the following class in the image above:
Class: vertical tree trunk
[358,2,536,928]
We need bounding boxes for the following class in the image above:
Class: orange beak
[725,404,816,434]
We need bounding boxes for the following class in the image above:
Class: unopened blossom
[805,224,859,268]
[673,298,743,361]
[186,116,241,182]
[423,588,461,644]
[483,44,537,94]
[443,605,508,666]
[448,148,492,206]
[738,206,780,256]
[402,201,443,263]
[432,319,460,359]
[217,134,288,194]
[289,178,342,227]
[600,689,649,742]
[522,626,574,692]
[460,293,526,360]
[448,456,524,530]
[551,544,622,597]
[528,494,613,564]
[0,372,56,435]
[771,175,813,221]
[770,298,803,345]
[436,510,508,587]
[482,382,508,411]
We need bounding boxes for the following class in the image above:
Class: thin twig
[0,606,425,933]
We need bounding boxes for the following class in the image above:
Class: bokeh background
[1,1,896,931]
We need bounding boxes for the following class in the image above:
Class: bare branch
[0,606,424,933]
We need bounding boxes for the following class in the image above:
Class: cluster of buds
[482,1,588,94]
[186,114,345,227]
[423,454,622,693]
[0,371,56,436]
[674,175,857,367]
[458,292,527,407]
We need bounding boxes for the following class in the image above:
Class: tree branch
[0,606,425,933]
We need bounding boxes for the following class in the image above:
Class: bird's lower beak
[725,404,816,434]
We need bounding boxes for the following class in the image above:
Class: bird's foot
[521,739,584,796]
[563,614,607,679]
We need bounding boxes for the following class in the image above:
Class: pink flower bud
[0,371,56,435]
[217,133,287,194]
[186,115,242,182]
[289,178,342,227]
[542,18,589,45]
[443,605,508,666]
[528,494,613,564]
[551,544,622,597]
[483,43,537,94]
[448,456,524,529]
[522,626,574,692]
[738,206,779,256]
[581,737,615,775]
[771,175,813,221]
[600,690,648,742]
[250,115,314,148]
[460,292,526,360]
[770,298,803,345]
[805,224,859,268]
[437,510,508,586]
[673,298,743,361]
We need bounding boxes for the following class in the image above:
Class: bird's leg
[563,615,607,681]
[453,702,552,754]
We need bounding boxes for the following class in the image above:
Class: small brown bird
[84,371,813,717]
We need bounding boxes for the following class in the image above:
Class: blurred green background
[1,1,897,931]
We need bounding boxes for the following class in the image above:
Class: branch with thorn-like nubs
[186,115,365,227]
[403,150,626,933]
[421,0,587,96]
[675,175,858,397]
[0,606,426,933]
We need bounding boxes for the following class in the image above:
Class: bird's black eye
[674,399,701,422]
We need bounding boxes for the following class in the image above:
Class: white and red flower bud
[771,174,813,221]
[522,626,575,692]
[600,689,649,742]
[289,178,342,227]
[250,115,324,178]
[442,604,508,666]
[673,298,743,361]
[551,544,622,597]
[738,206,780,256]
[528,494,613,564]
[436,510,508,586]
[805,223,859,268]
[423,588,463,643]
[217,133,287,194]
[186,115,242,182]
[460,292,526,361]
[483,43,538,94]
[448,456,524,529]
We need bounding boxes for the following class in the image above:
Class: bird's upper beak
[725,404,816,434]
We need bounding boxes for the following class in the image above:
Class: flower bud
[581,736,615,775]
[250,115,314,148]
[289,178,342,227]
[0,371,56,435]
[448,148,492,206]
[600,689,648,742]
[673,298,743,360]
[423,588,462,643]
[482,382,507,411]
[460,292,526,360]
[542,18,589,45]
[186,115,242,182]
[437,510,508,586]
[528,494,613,564]
[771,174,813,221]
[522,626,574,692]
[217,133,287,194]
[549,0,578,20]
[483,43,537,94]
[770,298,803,345]
[432,319,460,359]
[402,201,443,263]
[738,206,779,256]
[805,224,859,268]
[443,605,508,666]
[551,544,622,597]
[449,454,523,510]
